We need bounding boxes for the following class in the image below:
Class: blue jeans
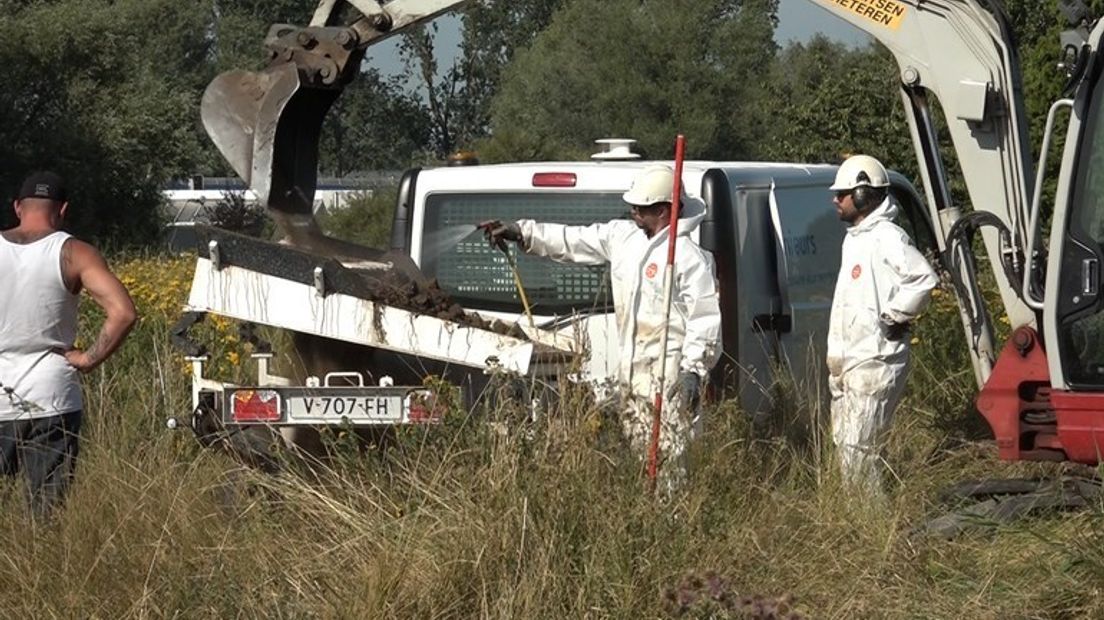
[0,411,82,518]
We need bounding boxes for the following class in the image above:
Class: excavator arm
[201,0,468,255]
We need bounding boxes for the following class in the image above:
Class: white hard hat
[622,165,685,207]
[829,155,891,191]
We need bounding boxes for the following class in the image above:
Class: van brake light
[532,173,577,187]
[406,389,444,424]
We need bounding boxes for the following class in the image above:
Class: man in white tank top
[0,172,137,517]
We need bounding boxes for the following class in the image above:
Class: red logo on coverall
[851,264,862,279]
[645,263,658,279]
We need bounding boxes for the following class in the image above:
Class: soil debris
[358,270,528,340]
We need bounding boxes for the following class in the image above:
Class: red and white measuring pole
[647,134,686,489]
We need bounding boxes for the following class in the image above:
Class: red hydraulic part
[976,326,1104,464]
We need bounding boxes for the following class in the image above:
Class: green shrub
[316,187,397,249]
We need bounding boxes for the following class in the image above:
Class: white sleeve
[881,234,939,323]
[517,219,618,265]
[677,248,722,378]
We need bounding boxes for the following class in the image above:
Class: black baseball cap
[18,171,68,202]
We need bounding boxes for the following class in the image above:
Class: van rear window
[420,192,627,315]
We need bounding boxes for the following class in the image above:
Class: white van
[388,148,936,415]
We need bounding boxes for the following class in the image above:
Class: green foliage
[0,0,1084,249]
[200,0,338,176]
[205,191,271,238]
[208,0,321,72]
[399,0,567,157]
[316,186,397,248]
[484,0,779,161]
[318,71,433,175]
[1006,0,1068,145]
[1003,0,1075,221]
[204,1,445,174]
[753,39,914,174]
[0,0,213,242]
[0,0,429,243]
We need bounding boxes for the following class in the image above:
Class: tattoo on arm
[61,239,78,294]
[83,328,114,367]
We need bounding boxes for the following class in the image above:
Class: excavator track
[915,475,1103,539]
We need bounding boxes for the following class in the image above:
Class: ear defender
[851,171,885,211]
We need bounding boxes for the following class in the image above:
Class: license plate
[286,395,403,424]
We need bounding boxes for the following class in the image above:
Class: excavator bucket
[201,63,336,223]
[201,58,431,287]
[199,0,470,284]
[200,0,468,227]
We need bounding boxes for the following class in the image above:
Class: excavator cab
[1046,7,1104,392]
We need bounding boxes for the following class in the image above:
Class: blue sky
[775,0,870,46]
[362,0,871,78]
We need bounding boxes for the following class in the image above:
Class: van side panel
[390,168,420,252]
[889,181,939,255]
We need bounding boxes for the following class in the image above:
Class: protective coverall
[826,199,938,491]
[517,197,721,477]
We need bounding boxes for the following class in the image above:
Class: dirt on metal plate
[364,271,528,340]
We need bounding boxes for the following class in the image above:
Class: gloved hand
[670,371,702,409]
[879,314,910,342]
[478,220,523,252]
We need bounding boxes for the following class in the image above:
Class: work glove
[879,313,910,342]
[670,371,702,410]
[478,220,523,252]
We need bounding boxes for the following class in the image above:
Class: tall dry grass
[1,255,1102,618]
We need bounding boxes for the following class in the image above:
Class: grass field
[1,254,1102,619]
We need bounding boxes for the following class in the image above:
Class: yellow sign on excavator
[818,0,908,30]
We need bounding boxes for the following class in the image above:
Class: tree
[399,0,567,157]
[317,69,432,175]
[1002,0,1079,218]
[756,2,1075,203]
[316,188,397,248]
[753,38,914,174]
[482,0,779,162]
[209,0,320,72]
[1005,0,1069,147]
[0,0,214,241]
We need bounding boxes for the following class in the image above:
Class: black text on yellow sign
[819,0,908,31]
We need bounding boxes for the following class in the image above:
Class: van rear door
[700,171,781,416]
[767,182,846,404]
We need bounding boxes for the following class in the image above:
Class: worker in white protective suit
[826,155,939,493]
[480,165,721,484]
